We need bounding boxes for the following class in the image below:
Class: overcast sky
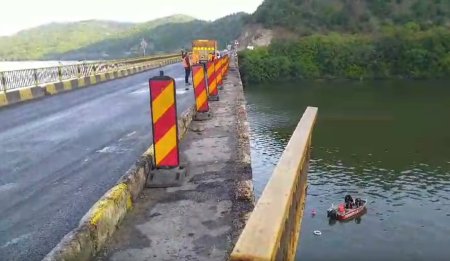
[1,0,264,36]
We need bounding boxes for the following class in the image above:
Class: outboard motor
[327,208,338,219]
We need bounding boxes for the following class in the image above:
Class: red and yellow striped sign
[192,64,209,112]
[220,57,226,83]
[206,61,218,98]
[215,58,223,87]
[223,56,227,77]
[149,76,179,168]
[224,56,229,75]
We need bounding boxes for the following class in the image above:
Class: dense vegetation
[238,26,450,83]
[252,0,450,35]
[238,0,450,82]
[0,14,246,60]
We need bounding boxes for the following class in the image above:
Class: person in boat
[344,195,354,209]
[355,198,362,207]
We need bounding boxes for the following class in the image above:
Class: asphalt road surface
[0,63,193,261]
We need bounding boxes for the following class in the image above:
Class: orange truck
[192,39,218,64]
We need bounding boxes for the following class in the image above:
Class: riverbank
[238,27,450,84]
[91,59,254,261]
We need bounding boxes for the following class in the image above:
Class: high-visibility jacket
[182,56,190,68]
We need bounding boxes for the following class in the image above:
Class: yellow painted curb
[19,88,33,101]
[143,145,155,157]
[90,75,97,85]
[78,78,86,88]
[0,93,8,106]
[45,84,57,95]
[63,81,72,91]
[89,183,132,226]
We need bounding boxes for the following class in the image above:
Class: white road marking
[176,89,189,95]
[126,131,137,137]
[97,146,113,153]
[97,145,131,154]
[0,183,18,193]
[131,89,147,94]
[118,131,138,142]
[1,233,32,249]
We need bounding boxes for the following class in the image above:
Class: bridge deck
[94,59,253,261]
[0,63,192,261]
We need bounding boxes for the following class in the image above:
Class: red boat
[327,195,367,221]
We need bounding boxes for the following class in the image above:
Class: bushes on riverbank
[238,26,450,83]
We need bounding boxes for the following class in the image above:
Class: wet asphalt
[0,63,194,261]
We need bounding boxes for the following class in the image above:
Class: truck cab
[192,39,218,65]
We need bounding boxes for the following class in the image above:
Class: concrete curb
[43,105,196,261]
[0,58,180,108]
[0,86,46,107]
[229,58,254,203]
[227,57,255,253]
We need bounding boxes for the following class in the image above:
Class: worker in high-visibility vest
[182,51,191,87]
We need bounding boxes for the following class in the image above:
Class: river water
[244,80,450,261]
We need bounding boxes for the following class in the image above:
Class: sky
[0,0,264,36]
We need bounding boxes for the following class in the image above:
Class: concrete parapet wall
[230,106,318,261]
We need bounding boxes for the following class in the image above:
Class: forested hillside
[0,20,134,60]
[239,0,450,82]
[0,14,247,60]
[61,13,247,60]
[252,0,450,35]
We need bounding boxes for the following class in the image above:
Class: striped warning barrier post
[223,57,227,77]
[220,57,226,83]
[221,57,226,77]
[215,58,223,88]
[225,55,230,75]
[223,56,228,77]
[148,76,179,168]
[206,61,219,101]
[192,64,209,113]
[192,64,212,121]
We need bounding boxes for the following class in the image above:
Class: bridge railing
[0,53,180,92]
[230,106,318,261]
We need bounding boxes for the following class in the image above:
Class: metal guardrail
[0,54,179,92]
[230,106,318,261]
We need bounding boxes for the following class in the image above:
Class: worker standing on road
[182,51,191,87]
